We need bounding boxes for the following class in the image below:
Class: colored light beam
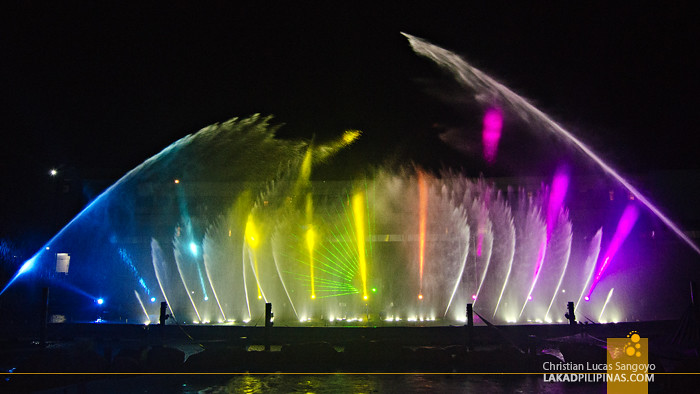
[119,248,151,295]
[482,107,503,164]
[0,257,36,295]
[575,229,602,311]
[418,171,428,299]
[586,204,639,299]
[546,165,569,243]
[520,238,547,318]
[352,192,368,300]
[404,33,700,256]
[244,214,263,300]
[1,134,194,296]
[306,227,316,299]
[306,193,316,299]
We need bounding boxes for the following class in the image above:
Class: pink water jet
[546,166,569,243]
[482,107,503,164]
[586,204,639,299]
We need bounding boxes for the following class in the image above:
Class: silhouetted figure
[159,302,170,325]
[565,301,576,325]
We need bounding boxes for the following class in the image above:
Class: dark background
[1,2,699,260]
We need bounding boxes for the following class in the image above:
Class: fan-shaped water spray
[3,35,689,326]
[403,32,699,257]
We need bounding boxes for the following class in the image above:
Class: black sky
[1,2,699,244]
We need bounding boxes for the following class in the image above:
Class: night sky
[1,2,699,250]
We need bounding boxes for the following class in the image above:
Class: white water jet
[403,32,699,256]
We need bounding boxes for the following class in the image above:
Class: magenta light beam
[546,166,569,243]
[482,107,503,164]
[586,204,639,299]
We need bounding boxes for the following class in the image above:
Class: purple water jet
[482,107,503,164]
[586,204,639,299]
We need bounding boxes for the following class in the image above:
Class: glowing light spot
[418,294,423,300]
[482,107,503,164]
[363,295,368,300]
[204,296,208,301]
[174,179,180,184]
[97,298,104,305]
[49,168,58,176]
[471,294,477,301]
[17,258,36,276]
[311,294,316,300]
[189,242,197,256]
[150,297,156,303]
[244,215,260,249]
[585,296,590,302]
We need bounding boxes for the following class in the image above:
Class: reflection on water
[51,373,605,393]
